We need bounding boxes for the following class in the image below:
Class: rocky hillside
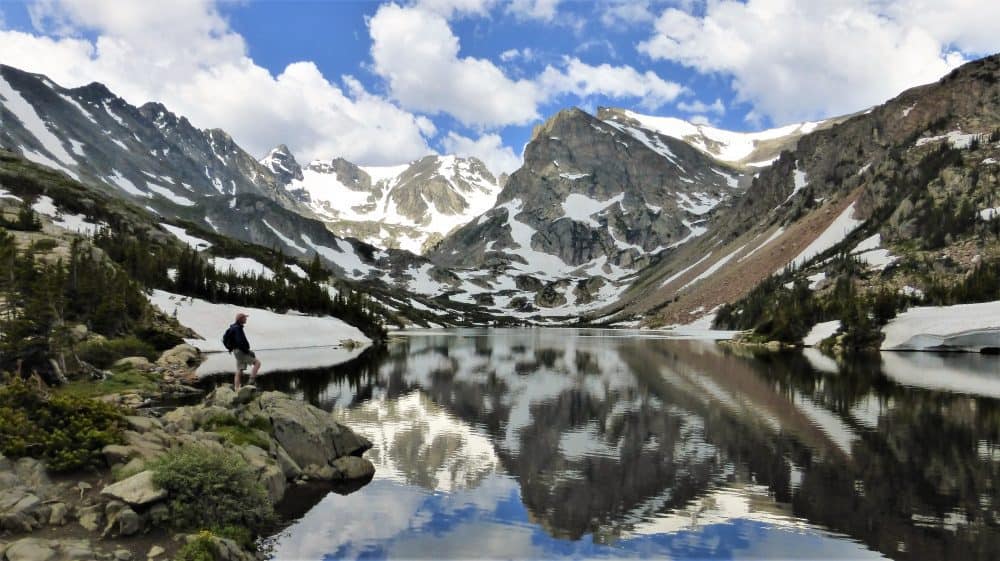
[262,148,500,254]
[607,54,1000,334]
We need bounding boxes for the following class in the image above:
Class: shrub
[133,326,184,351]
[176,531,218,561]
[0,379,124,471]
[202,413,270,449]
[150,445,274,532]
[76,336,158,369]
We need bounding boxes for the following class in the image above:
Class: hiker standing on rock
[224,312,261,390]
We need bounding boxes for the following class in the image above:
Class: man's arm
[237,326,251,352]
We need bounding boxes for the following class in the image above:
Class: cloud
[505,0,561,22]
[499,47,534,62]
[600,0,656,28]
[369,3,541,128]
[0,0,434,164]
[442,131,521,175]
[638,0,994,124]
[677,98,725,116]
[413,0,497,19]
[537,56,684,110]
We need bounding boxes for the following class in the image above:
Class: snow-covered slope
[599,107,836,167]
[881,301,1000,352]
[266,151,501,254]
[148,289,371,375]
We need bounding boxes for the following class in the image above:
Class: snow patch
[161,224,212,251]
[262,220,306,254]
[679,244,745,291]
[739,227,785,263]
[147,290,370,366]
[803,320,841,347]
[560,193,624,227]
[789,202,863,269]
[146,183,195,206]
[210,257,275,279]
[882,301,1000,352]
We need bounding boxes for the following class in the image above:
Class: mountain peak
[260,144,303,184]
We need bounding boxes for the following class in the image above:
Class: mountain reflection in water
[258,329,1000,561]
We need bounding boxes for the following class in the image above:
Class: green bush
[133,326,184,351]
[201,413,270,449]
[150,445,274,532]
[176,532,218,561]
[76,336,158,369]
[0,380,124,471]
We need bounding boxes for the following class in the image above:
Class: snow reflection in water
[259,329,1000,561]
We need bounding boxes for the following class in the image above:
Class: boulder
[4,538,57,561]
[103,505,141,538]
[157,344,199,367]
[146,545,165,559]
[254,392,371,470]
[47,502,68,526]
[102,444,135,465]
[234,385,258,405]
[76,504,104,532]
[124,416,163,433]
[330,456,375,481]
[0,491,45,532]
[114,356,152,369]
[100,471,166,506]
[147,503,169,527]
[13,458,50,490]
[206,386,237,408]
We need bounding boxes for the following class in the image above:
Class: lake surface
[247,328,1000,560]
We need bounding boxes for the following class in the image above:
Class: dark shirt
[230,322,251,352]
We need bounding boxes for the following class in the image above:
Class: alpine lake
[201,328,1000,561]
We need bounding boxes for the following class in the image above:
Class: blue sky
[1,1,997,173]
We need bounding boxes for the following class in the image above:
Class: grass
[55,366,160,399]
[202,413,272,449]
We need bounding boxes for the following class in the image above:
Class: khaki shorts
[234,349,256,371]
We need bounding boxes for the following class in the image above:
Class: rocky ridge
[607,54,1000,329]
[265,151,501,255]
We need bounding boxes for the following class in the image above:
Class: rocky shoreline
[0,344,377,561]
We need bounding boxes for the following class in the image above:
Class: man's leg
[250,358,261,382]
[234,368,243,390]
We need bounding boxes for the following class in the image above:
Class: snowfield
[147,290,371,375]
[803,320,842,347]
[789,202,864,269]
[881,301,1000,352]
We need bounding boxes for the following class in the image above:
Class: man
[230,312,261,390]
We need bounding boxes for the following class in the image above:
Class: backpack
[222,324,237,352]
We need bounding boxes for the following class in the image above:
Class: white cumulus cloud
[677,98,725,116]
[638,0,995,124]
[442,131,521,175]
[506,0,561,22]
[0,0,434,165]
[537,56,684,110]
[369,3,541,128]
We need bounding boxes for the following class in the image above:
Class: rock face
[431,108,742,272]
[0,65,297,215]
